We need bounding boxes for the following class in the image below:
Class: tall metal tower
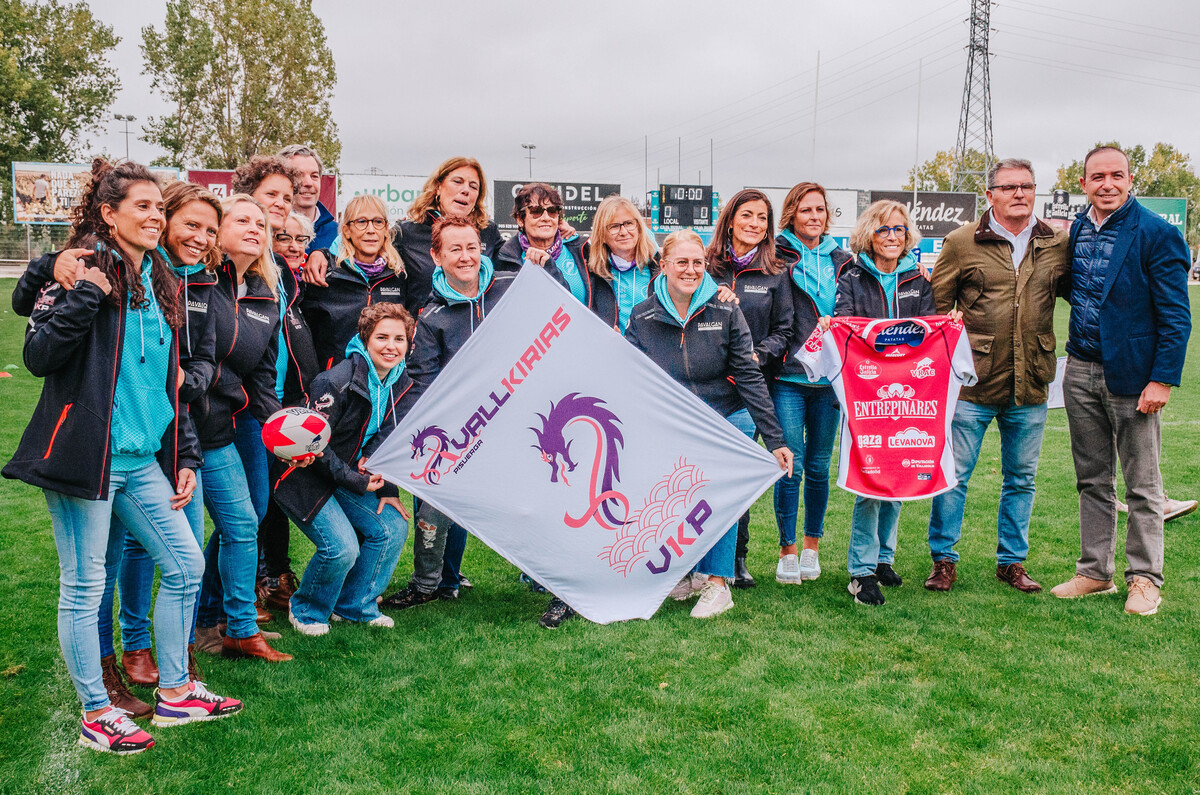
[952,0,994,200]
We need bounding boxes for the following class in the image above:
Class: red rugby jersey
[798,316,977,501]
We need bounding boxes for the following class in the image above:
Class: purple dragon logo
[531,393,629,530]
[409,425,460,485]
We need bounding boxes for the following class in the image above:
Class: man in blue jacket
[279,144,338,252]
[1052,145,1191,615]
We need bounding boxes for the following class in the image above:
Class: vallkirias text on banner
[366,266,783,624]
[798,316,978,502]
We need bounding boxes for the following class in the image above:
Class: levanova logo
[531,392,714,579]
[409,305,572,485]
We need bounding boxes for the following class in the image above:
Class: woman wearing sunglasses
[495,183,590,306]
[301,195,407,370]
[824,200,936,607]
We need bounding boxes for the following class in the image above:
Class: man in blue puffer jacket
[1052,145,1191,616]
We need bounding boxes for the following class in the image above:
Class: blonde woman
[300,194,406,369]
[191,194,293,662]
[586,196,659,333]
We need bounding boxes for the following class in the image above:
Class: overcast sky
[84,0,1200,201]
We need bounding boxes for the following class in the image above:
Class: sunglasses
[524,205,561,218]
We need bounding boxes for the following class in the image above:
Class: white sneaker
[799,548,821,581]
[690,580,734,618]
[1165,497,1198,522]
[366,615,394,628]
[668,572,705,600]
[288,608,329,636]
[775,554,801,584]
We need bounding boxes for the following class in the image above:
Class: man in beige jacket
[924,158,1070,593]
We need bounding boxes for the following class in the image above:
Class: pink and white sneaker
[152,681,243,727]
[79,707,155,755]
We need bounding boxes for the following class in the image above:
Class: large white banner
[367,267,783,623]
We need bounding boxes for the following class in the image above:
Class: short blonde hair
[661,229,705,264]
[338,195,404,276]
[220,193,279,298]
[587,195,656,279]
[849,200,922,258]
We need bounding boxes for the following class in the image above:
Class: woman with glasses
[626,230,793,619]
[824,200,937,607]
[495,183,590,306]
[586,196,658,333]
[301,195,407,371]
[274,213,314,273]
[771,183,855,585]
[705,189,794,589]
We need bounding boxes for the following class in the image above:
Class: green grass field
[1,278,1198,794]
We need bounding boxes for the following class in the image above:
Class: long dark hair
[68,159,182,328]
[706,189,781,277]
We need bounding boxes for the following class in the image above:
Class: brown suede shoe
[222,632,293,662]
[194,625,224,655]
[187,643,204,682]
[101,654,152,718]
[996,562,1042,593]
[924,559,957,591]
[121,647,159,686]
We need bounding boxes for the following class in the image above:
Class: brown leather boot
[996,562,1042,593]
[258,576,294,612]
[121,647,159,686]
[924,559,957,592]
[100,654,152,717]
[187,643,204,682]
[277,571,299,599]
[222,632,293,662]
[255,602,275,624]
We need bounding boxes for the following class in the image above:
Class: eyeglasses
[274,233,312,246]
[873,225,908,238]
[348,218,388,231]
[524,205,561,218]
[606,219,639,235]
[669,258,707,271]
[990,183,1035,195]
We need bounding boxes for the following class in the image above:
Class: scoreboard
[657,184,714,227]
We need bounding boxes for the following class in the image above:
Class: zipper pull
[679,330,684,349]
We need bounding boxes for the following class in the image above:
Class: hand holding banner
[367,266,783,623]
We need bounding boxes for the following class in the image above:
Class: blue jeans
[848,497,901,578]
[771,381,840,545]
[928,400,1048,566]
[97,470,206,656]
[287,488,407,624]
[413,495,466,590]
[696,408,756,579]
[233,415,270,524]
[196,443,261,638]
[45,463,203,710]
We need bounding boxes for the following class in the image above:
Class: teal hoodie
[432,255,496,333]
[344,334,405,450]
[110,253,175,472]
[857,251,920,319]
[652,271,720,326]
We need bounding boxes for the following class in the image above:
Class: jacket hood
[652,271,719,326]
[432,255,495,304]
[857,250,920,278]
[345,333,405,446]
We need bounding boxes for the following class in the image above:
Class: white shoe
[1165,497,1198,522]
[329,613,345,622]
[288,608,329,636]
[668,572,705,600]
[366,615,394,628]
[775,554,801,584]
[799,548,821,581]
[690,580,734,618]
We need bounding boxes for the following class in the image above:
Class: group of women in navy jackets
[8,149,932,755]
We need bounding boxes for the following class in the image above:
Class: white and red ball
[261,407,331,462]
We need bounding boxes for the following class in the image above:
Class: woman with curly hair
[4,160,242,755]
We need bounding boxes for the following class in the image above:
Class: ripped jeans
[411,502,452,595]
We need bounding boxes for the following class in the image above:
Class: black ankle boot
[733,557,756,589]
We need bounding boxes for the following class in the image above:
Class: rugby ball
[261,407,331,462]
